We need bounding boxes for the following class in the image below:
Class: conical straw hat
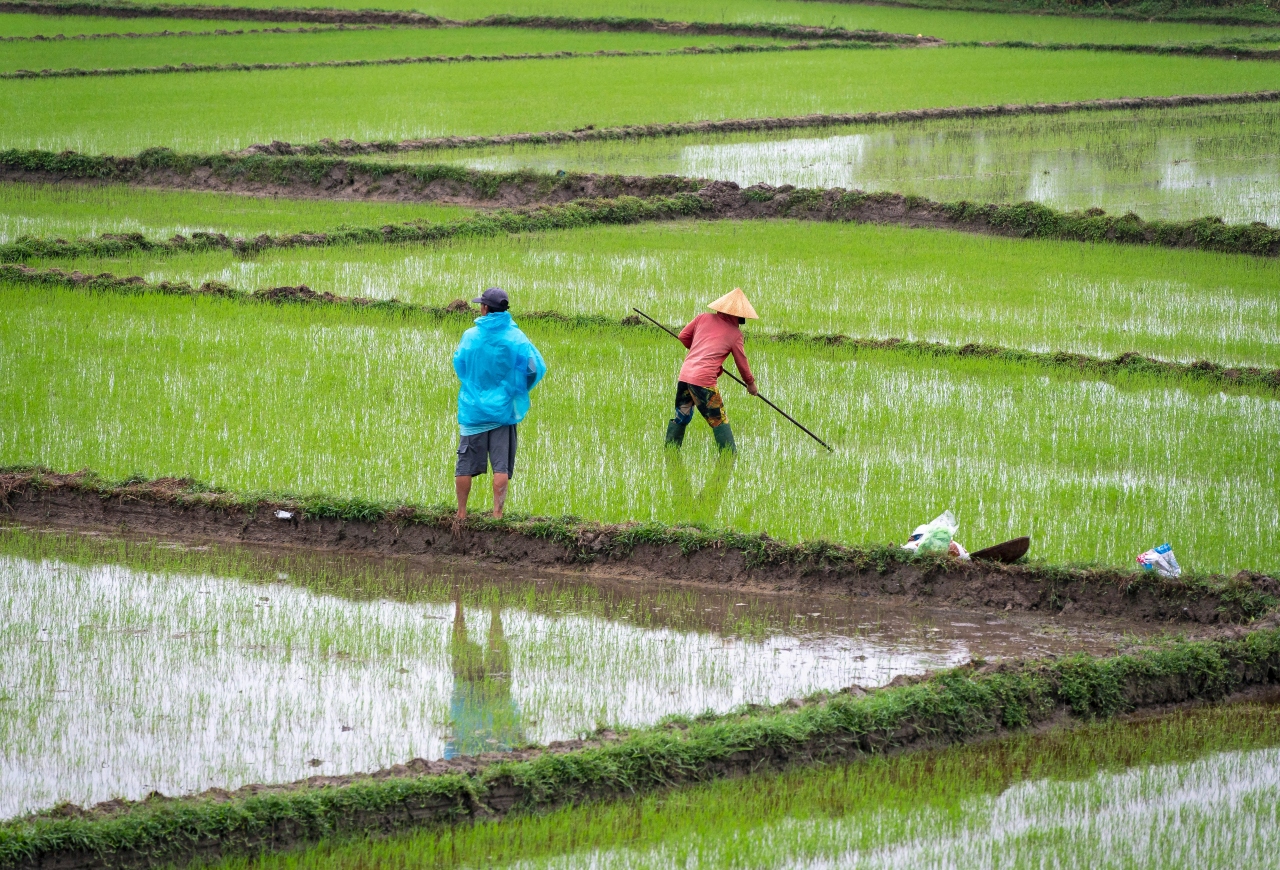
[708,288,759,320]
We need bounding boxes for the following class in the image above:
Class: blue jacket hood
[453,311,547,435]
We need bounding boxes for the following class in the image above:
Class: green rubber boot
[712,423,737,454]
[665,419,687,448]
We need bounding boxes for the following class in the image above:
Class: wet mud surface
[3,471,1274,626]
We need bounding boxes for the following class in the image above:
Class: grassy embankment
[0,183,472,239]
[2,283,1276,572]
[4,47,1280,152]
[204,701,1280,870]
[21,213,1280,368]
[143,0,1280,42]
[0,24,787,73]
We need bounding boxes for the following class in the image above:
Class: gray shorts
[455,424,517,478]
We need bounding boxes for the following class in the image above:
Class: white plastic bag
[902,510,969,560]
[1137,543,1181,578]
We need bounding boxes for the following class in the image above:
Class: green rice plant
[380,100,1280,225]
[0,182,472,241]
[39,218,1280,367]
[5,48,1280,153]
[205,701,1280,870]
[0,12,336,38]
[2,283,1276,572]
[0,525,1019,817]
[0,24,783,74]
[148,0,1278,44]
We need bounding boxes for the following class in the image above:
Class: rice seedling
[148,0,1275,44]
[208,700,1280,869]
[2,283,1275,572]
[42,218,1280,367]
[0,182,472,242]
[383,101,1280,225]
[0,24,783,75]
[0,13,334,38]
[5,48,1280,153]
[4,524,1079,817]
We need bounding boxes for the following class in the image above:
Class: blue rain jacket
[453,311,547,435]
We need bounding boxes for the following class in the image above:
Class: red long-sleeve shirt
[676,312,756,389]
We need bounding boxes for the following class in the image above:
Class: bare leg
[492,473,509,519]
[453,475,472,535]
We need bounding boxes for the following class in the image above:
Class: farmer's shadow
[445,593,525,759]
[664,448,735,527]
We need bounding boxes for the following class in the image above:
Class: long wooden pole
[632,308,833,452]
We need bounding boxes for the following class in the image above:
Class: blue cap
[472,287,509,310]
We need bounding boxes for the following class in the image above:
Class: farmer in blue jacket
[452,288,546,534]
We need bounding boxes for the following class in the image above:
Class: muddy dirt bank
[0,1,938,44]
[3,471,1275,625]
[5,153,1279,258]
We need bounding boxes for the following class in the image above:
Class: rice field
[148,0,1280,44]
[0,183,472,242]
[3,0,1279,855]
[212,700,1280,870]
[0,25,783,74]
[0,527,1120,818]
[3,283,1276,573]
[6,48,1280,153]
[38,218,1280,367]
[390,101,1280,225]
[12,525,1076,816]
[0,13,337,38]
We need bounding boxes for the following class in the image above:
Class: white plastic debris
[1137,543,1181,578]
[274,510,294,520]
[902,510,970,560]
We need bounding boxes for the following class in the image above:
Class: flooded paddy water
[394,102,1280,224]
[0,525,1140,819]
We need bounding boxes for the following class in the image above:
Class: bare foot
[451,514,465,538]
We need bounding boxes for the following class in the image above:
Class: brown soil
[0,162,703,208]
[3,471,1275,625]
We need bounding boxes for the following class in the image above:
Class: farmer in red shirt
[664,288,759,454]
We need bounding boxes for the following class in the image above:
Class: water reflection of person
[665,447,735,527]
[444,593,525,759]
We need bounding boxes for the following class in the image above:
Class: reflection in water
[446,596,524,758]
[0,527,1135,817]
[449,104,1280,224]
[665,449,734,527]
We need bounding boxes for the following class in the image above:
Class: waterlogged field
[0,25,782,74]
[0,527,1112,816]
[151,0,1278,44]
[407,102,1280,225]
[0,183,472,242]
[2,285,1276,572]
[6,48,1280,153]
[43,219,1280,367]
[220,701,1280,870]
